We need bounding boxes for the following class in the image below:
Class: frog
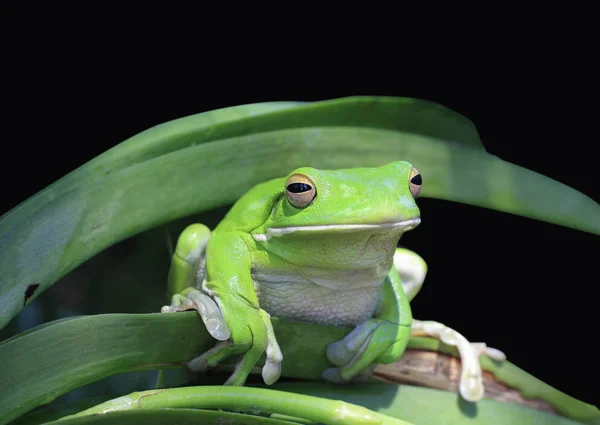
[161,161,506,402]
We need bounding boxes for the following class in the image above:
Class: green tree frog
[161,161,505,402]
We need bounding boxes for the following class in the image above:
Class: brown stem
[372,349,558,415]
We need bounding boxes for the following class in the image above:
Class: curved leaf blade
[62,387,409,425]
[1,96,479,229]
[1,101,305,221]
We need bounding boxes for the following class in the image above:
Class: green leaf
[1,96,598,331]
[0,312,331,424]
[1,313,597,425]
[0,96,477,230]
[2,100,305,217]
[12,398,318,425]
[55,387,411,425]
[45,408,307,425]
[272,382,591,425]
[11,396,115,425]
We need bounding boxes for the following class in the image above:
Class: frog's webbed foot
[322,365,375,384]
[411,319,507,402]
[162,289,283,386]
[161,287,230,341]
[161,224,231,340]
[184,305,283,386]
[323,319,411,384]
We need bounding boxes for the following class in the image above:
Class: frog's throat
[251,217,421,242]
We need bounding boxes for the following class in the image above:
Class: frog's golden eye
[285,173,316,208]
[409,167,422,198]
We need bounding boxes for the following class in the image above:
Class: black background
[1,19,598,407]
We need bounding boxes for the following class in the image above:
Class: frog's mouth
[252,217,421,242]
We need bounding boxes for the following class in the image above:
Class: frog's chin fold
[252,217,421,242]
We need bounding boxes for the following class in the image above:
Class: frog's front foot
[161,288,283,386]
[411,320,506,402]
[323,318,411,384]
[161,287,231,341]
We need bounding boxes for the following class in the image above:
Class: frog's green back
[214,177,286,235]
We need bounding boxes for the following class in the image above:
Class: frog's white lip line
[252,217,421,242]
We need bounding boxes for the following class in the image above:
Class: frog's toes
[259,309,283,385]
[187,341,234,372]
[411,320,507,402]
[324,319,407,382]
[326,321,380,366]
[187,356,207,372]
[322,365,375,384]
[262,358,281,385]
[161,294,195,312]
[476,344,507,361]
[456,342,508,402]
[161,288,231,341]
[322,367,346,383]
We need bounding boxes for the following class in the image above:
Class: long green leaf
[1,106,598,330]
[3,96,481,212]
[1,313,597,425]
[1,101,304,221]
[58,387,410,425]
[272,382,590,425]
[46,408,306,425]
[0,96,479,233]
[11,396,116,425]
[12,397,319,425]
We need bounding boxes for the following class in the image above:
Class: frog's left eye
[285,174,316,208]
[409,167,422,198]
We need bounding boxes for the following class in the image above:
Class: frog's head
[253,161,422,242]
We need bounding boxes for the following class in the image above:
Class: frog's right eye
[285,173,317,208]
[409,166,422,198]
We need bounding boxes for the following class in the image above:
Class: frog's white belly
[251,267,385,328]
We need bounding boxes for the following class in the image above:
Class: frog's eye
[285,173,317,208]
[409,167,422,198]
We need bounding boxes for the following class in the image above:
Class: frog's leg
[393,246,428,302]
[394,247,507,402]
[197,232,283,386]
[162,229,282,387]
[161,224,231,340]
[323,264,412,384]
